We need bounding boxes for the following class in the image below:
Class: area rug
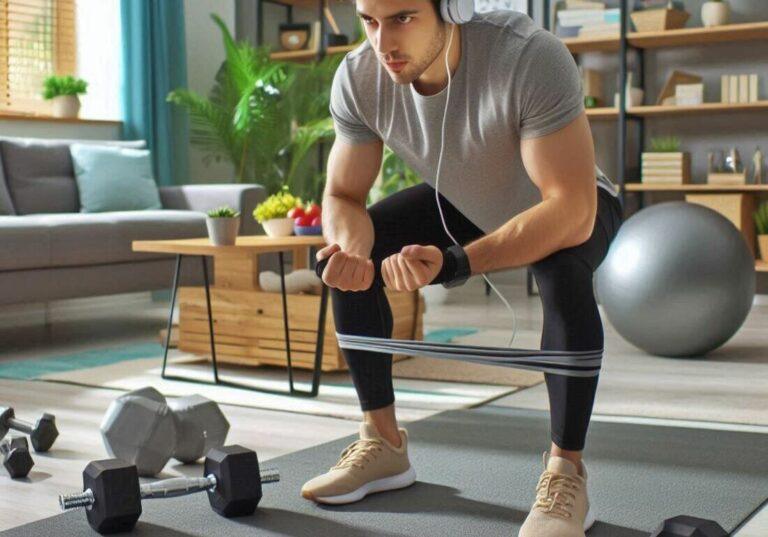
[6,405,766,536]
[0,328,544,422]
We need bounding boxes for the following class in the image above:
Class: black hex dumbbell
[0,406,59,452]
[1,436,34,479]
[59,445,279,534]
[651,515,728,537]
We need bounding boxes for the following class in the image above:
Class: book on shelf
[557,8,620,27]
[565,0,606,8]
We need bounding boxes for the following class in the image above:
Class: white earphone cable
[433,23,518,348]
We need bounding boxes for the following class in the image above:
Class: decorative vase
[206,216,240,246]
[262,217,295,237]
[51,95,81,118]
[701,1,730,28]
[759,235,768,262]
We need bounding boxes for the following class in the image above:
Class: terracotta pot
[701,1,730,28]
[52,95,80,118]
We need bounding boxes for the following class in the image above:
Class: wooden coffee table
[133,235,424,398]
[133,235,329,397]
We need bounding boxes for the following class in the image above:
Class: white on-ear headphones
[440,0,475,24]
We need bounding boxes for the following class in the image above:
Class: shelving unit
[545,0,768,272]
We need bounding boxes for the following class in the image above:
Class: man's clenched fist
[316,243,375,292]
[381,245,443,292]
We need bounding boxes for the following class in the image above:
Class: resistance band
[335,332,603,378]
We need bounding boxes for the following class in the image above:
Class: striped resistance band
[335,333,604,378]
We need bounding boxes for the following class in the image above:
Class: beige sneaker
[518,452,595,537]
[301,421,416,505]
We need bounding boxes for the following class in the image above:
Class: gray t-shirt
[329,10,619,234]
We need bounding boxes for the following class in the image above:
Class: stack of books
[556,1,621,38]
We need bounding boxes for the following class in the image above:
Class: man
[302,2,623,536]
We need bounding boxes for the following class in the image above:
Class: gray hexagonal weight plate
[168,395,230,464]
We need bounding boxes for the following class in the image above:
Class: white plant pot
[51,95,81,118]
[262,217,295,237]
[701,1,730,27]
[206,216,240,246]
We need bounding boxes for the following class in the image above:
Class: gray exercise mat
[4,405,767,536]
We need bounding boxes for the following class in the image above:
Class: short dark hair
[349,0,442,15]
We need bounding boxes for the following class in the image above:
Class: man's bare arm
[464,112,598,274]
[322,137,383,257]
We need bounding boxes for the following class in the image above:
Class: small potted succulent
[755,201,768,262]
[253,187,302,237]
[702,0,730,28]
[206,205,241,246]
[42,75,88,118]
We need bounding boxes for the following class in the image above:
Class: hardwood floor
[0,277,765,534]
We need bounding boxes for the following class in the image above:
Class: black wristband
[315,257,329,279]
[439,244,471,288]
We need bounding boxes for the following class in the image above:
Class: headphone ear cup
[440,0,475,25]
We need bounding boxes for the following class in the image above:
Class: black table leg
[159,251,327,398]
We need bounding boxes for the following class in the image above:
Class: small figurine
[725,147,742,173]
[707,151,715,174]
[753,147,764,185]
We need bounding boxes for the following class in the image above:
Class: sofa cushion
[70,144,162,213]
[0,137,147,215]
[0,210,207,271]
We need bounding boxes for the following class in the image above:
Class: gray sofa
[0,136,267,307]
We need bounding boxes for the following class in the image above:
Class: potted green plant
[702,0,730,28]
[755,201,768,262]
[253,187,302,237]
[642,135,690,184]
[167,14,341,201]
[42,75,87,118]
[206,206,241,246]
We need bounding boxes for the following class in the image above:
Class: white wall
[184,0,237,184]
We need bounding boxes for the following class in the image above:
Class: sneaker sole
[303,466,417,505]
[584,505,596,531]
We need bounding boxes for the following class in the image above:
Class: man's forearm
[464,196,594,275]
[322,193,374,258]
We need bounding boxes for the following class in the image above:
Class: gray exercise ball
[596,202,755,357]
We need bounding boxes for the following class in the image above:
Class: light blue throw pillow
[70,144,163,212]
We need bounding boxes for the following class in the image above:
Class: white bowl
[262,217,295,237]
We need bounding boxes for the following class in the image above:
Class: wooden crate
[631,8,690,33]
[685,193,756,256]
[641,152,691,184]
[178,286,424,372]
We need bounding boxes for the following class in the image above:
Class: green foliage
[42,75,87,99]
[253,186,302,223]
[649,135,681,152]
[167,14,342,200]
[368,146,422,205]
[206,205,240,218]
[755,202,768,235]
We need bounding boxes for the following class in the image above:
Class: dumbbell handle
[7,417,34,435]
[59,468,280,510]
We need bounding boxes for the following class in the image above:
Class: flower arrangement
[253,187,302,224]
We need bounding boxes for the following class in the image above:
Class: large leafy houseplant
[168,14,341,199]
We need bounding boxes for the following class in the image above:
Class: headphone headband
[440,0,475,25]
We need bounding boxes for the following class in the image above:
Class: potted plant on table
[206,206,241,246]
[253,187,302,237]
[755,202,768,263]
[42,75,88,118]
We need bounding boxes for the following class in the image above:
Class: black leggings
[329,182,623,451]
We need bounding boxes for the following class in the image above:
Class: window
[0,0,76,114]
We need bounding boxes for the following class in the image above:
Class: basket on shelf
[631,8,690,32]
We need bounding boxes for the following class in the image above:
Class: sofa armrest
[159,184,267,236]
